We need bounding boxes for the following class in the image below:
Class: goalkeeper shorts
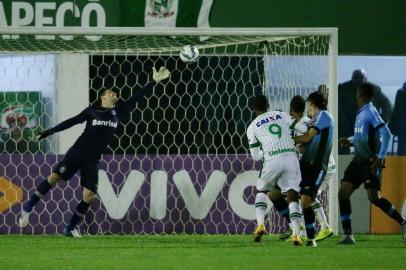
[53,148,100,193]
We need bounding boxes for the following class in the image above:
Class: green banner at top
[144,0,213,28]
[0,0,213,28]
[0,1,118,27]
[1,0,405,55]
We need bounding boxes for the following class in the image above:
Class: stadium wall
[56,54,88,153]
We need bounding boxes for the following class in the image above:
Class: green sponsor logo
[268,147,296,157]
[0,92,42,152]
[0,105,38,142]
[148,0,175,18]
[268,123,282,138]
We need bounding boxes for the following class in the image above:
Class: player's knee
[338,186,351,200]
[47,173,62,185]
[370,199,381,206]
[300,194,313,209]
[267,189,282,201]
[300,186,314,205]
[83,189,96,203]
[338,189,347,200]
[338,181,354,200]
[83,194,95,203]
[285,189,299,202]
[367,191,380,204]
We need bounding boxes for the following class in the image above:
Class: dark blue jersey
[354,102,391,160]
[302,110,334,171]
[50,82,154,157]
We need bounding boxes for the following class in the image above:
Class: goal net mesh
[0,31,332,234]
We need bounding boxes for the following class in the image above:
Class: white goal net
[0,27,337,235]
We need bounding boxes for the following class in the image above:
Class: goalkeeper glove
[152,66,170,83]
[34,129,54,141]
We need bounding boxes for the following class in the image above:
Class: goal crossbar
[0,27,337,37]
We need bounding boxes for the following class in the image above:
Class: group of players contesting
[17,66,405,246]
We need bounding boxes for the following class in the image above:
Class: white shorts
[256,155,301,193]
[317,170,334,195]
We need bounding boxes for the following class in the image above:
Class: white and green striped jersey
[247,111,307,161]
[293,116,312,137]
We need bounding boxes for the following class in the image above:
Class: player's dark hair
[98,89,108,105]
[290,95,305,114]
[248,95,269,112]
[307,91,327,110]
[359,82,374,101]
[99,89,109,97]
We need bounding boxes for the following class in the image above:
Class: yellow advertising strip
[0,176,23,212]
[371,156,406,233]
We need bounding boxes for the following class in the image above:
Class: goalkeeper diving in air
[19,67,170,237]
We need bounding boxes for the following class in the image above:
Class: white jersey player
[319,155,336,195]
[247,111,307,193]
[247,95,306,246]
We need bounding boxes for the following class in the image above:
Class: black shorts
[300,160,326,198]
[342,158,382,190]
[53,148,100,193]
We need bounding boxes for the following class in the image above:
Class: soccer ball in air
[180,45,199,63]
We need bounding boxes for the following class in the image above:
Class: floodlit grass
[0,234,404,270]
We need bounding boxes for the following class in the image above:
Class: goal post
[0,27,338,235]
[327,30,339,235]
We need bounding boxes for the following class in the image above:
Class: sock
[67,201,90,231]
[255,193,267,226]
[271,197,290,223]
[288,201,301,237]
[311,198,329,230]
[23,179,54,212]
[299,213,307,238]
[373,198,405,225]
[303,207,316,240]
[339,199,352,235]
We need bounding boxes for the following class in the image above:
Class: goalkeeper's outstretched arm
[35,107,90,140]
[116,67,170,114]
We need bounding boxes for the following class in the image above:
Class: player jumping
[18,67,170,237]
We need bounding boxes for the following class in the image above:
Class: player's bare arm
[294,128,317,144]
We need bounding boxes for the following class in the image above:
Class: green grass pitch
[0,234,404,270]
